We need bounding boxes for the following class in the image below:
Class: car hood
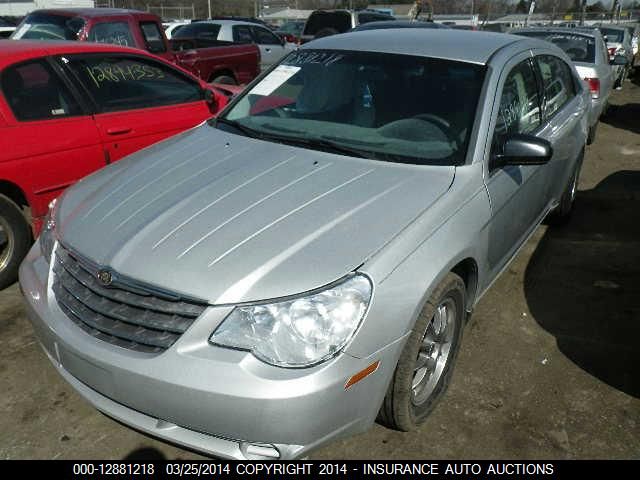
[57,125,455,304]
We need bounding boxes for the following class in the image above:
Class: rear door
[533,53,586,200]
[64,53,211,163]
[0,57,103,220]
[232,24,273,70]
[250,25,287,71]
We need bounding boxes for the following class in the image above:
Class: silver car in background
[597,25,634,87]
[512,28,618,144]
[20,30,589,459]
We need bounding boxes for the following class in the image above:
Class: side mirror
[491,134,553,169]
[611,54,629,65]
[203,88,218,112]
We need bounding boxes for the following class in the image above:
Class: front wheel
[211,75,236,86]
[0,194,32,290]
[377,272,466,431]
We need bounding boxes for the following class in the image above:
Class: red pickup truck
[11,8,260,85]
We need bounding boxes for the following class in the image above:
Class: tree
[586,1,607,12]
[515,0,528,13]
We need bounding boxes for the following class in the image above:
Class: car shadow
[601,102,640,135]
[123,447,167,460]
[524,170,640,398]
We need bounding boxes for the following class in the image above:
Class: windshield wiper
[211,117,266,139]
[294,137,378,159]
[213,119,380,159]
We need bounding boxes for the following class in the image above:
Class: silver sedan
[20,29,589,460]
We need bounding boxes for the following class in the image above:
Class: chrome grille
[52,245,207,353]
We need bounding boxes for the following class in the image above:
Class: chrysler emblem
[97,270,113,286]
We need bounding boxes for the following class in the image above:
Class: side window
[1,60,82,121]
[232,25,253,44]
[196,24,221,39]
[140,22,166,54]
[252,26,281,45]
[536,55,576,119]
[67,55,202,113]
[494,59,541,141]
[88,21,134,47]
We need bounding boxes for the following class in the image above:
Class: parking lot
[1,78,639,460]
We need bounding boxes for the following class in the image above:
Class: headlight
[210,274,372,368]
[40,198,58,263]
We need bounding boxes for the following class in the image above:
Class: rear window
[88,21,134,46]
[515,32,596,63]
[1,60,82,121]
[303,11,352,36]
[600,28,624,43]
[357,12,394,25]
[12,13,85,40]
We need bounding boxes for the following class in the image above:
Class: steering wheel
[411,113,458,147]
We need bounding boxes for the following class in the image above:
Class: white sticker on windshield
[13,23,31,39]
[249,65,300,96]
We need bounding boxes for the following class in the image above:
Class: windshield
[11,13,85,40]
[515,31,596,63]
[221,50,485,166]
[600,28,624,43]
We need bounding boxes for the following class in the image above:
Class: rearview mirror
[611,54,628,65]
[491,134,552,169]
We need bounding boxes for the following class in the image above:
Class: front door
[63,53,211,163]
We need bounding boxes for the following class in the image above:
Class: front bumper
[19,243,404,459]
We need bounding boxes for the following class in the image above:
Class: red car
[0,40,227,289]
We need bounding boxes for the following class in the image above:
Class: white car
[163,20,190,39]
[173,20,296,71]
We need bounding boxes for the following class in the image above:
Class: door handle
[265,48,271,52]
[106,127,132,135]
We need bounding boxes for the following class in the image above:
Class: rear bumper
[19,242,403,459]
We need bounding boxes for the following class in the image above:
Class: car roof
[353,20,449,31]
[512,27,600,39]
[30,8,154,18]
[302,29,532,65]
[0,39,154,68]
[597,25,627,32]
[197,19,265,27]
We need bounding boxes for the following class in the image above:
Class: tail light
[608,47,617,58]
[584,77,600,99]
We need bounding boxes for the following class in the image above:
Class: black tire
[377,272,466,431]
[0,194,32,290]
[210,75,236,86]
[547,152,583,226]
[587,121,598,145]
[314,27,339,39]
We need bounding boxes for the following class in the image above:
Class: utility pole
[524,1,536,27]
[207,0,211,19]
[579,0,587,25]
